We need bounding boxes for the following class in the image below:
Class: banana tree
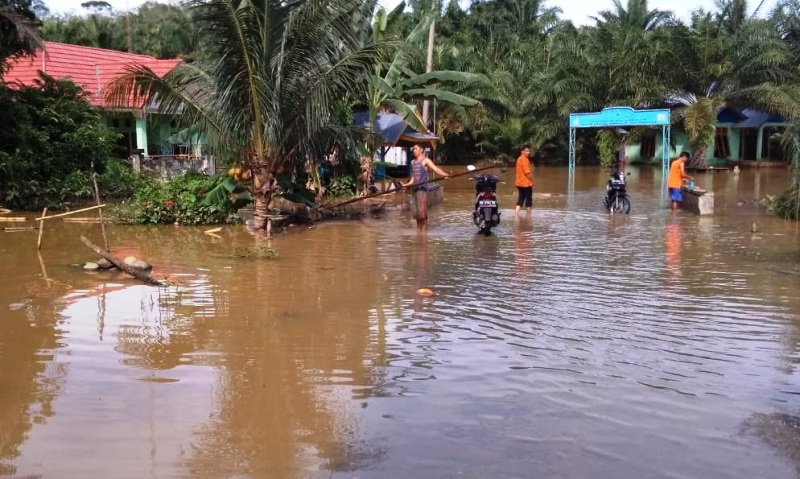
[366,5,482,137]
[106,0,388,232]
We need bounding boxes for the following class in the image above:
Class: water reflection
[513,219,533,276]
[665,216,682,284]
[2,166,800,478]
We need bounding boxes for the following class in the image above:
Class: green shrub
[0,74,118,210]
[328,175,356,197]
[98,159,149,198]
[767,184,800,220]
[113,171,241,225]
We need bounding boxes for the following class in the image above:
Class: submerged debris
[743,412,800,473]
[233,243,279,259]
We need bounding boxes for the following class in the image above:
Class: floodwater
[2,165,800,479]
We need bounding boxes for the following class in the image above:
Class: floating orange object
[416,288,434,297]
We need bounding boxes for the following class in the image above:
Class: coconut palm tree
[106,0,389,232]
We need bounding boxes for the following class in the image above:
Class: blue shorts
[669,188,682,202]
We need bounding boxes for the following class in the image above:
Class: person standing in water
[668,151,693,212]
[515,145,534,218]
[403,143,450,233]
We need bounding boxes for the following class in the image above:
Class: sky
[44,0,779,25]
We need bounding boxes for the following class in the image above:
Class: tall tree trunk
[359,155,372,196]
[251,168,275,231]
[689,147,708,169]
[421,0,438,128]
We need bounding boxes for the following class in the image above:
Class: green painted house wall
[626,123,787,165]
[104,112,207,159]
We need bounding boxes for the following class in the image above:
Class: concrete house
[4,41,209,170]
[625,107,790,166]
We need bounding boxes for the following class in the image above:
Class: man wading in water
[403,143,450,234]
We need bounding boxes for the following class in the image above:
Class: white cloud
[46,0,778,24]
[44,0,175,15]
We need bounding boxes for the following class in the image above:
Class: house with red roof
[3,41,191,160]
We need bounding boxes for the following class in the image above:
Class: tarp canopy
[353,111,439,147]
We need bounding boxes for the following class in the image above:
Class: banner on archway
[568,107,671,175]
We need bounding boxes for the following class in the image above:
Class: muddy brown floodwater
[2,165,800,478]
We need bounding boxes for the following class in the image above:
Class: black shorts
[516,186,533,207]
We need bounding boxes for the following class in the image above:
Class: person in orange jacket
[668,151,693,212]
[514,145,534,218]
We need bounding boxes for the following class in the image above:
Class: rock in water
[124,256,138,265]
[96,258,114,270]
[84,262,100,270]
[131,260,152,271]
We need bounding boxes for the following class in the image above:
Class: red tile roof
[3,41,181,109]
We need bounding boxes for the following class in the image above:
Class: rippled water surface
[3,166,800,478]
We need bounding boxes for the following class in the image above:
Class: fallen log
[79,235,164,286]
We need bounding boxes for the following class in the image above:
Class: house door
[114,132,133,158]
[739,129,758,160]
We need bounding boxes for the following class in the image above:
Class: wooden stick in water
[37,207,47,250]
[79,235,164,286]
[3,226,36,232]
[62,218,104,223]
[319,164,503,211]
[35,204,106,221]
[92,172,109,250]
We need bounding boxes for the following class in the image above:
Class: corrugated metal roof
[353,111,439,147]
[731,108,787,128]
[3,41,181,109]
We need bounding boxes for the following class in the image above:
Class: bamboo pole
[37,207,47,250]
[62,218,104,223]
[37,251,51,288]
[0,217,27,222]
[35,204,106,221]
[92,172,109,250]
[3,227,36,232]
[319,164,504,211]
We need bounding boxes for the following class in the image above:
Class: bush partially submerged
[112,171,242,225]
[233,242,278,259]
[767,183,800,220]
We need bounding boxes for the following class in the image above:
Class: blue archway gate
[568,107,671,175]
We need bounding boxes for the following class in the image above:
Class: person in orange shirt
[515,145,534,218]
[668,151,693,212]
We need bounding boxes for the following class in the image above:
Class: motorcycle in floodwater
[469,166,502,236]
[602,170,631,214]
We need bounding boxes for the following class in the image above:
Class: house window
[640,131,656,158]
[713,127,731,158]
[124,119,132,128]
[111,119,120,128]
